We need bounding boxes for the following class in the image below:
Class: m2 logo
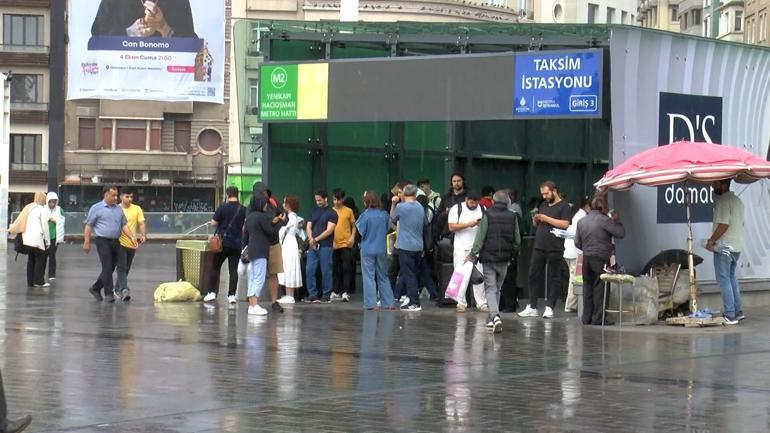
[657,92,723,224]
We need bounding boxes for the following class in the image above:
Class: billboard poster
[656,92,723,224]
[67,0,225,103]
[610,27,770,282]
[513,49,602,118]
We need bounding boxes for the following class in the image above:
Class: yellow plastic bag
[153,281,203,302]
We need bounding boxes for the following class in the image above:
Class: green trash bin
[176,240,213,293]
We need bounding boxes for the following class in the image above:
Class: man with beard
[518,181,572,319]
[705,179,745,325]
[448,190,487,312]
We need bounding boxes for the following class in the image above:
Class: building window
[197,128,222,153]
[760,11,768,41]
[587,3,598,24]
[2,15,43,46]
[10,74,42,103]
[704,18,709,36]
[116,120,147,150]
[621,11,628,24]
[735,10,743,32]
[174,121,191,152]
[10,134,42,168]
[150,121,162,151]
[694,9,702,24]
[249,78,258,107]
[78,118,97,150]
[670,6,679,22]
[607,7,616,23]
[553,3,564,22]
[683,13,689,29]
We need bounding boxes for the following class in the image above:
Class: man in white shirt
[706,179,745,325]
[448,190,486,312]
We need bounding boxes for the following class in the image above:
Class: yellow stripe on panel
[297,63,329,120]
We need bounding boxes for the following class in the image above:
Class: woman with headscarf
[243,195,279,315]
[9,192,50,287]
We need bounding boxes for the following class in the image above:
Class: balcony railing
[10,162,47,171]
[10,101,48,111]
[0,44,49,54]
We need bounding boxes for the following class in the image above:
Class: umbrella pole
[685,182,697,314]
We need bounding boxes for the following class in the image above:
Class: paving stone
[0,244,768,433]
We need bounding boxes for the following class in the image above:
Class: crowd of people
[196,174,632,333]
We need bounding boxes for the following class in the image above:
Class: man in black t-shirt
[518,181,572,319]
[304,190,338,303]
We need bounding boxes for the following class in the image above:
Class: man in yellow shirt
[115,187,146,302]
[330,188,356,302]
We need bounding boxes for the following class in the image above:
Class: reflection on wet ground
[1,245,768,432]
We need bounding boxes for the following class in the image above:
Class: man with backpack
[448,190,487,313]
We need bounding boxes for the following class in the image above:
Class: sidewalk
[1,244,769,433]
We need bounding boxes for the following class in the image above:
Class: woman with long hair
[356,191,395,310]
[243,195,279,315]
[277,194,303,303]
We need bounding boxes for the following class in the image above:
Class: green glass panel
[404,122,447,152]
[526,119,586,158]
[326,149,392,200]
[328,122,390,149]
[464,120,527,155]
[331,44,390,59]
[403,152,446,192]
[269,39,324,61]
[271,123,315,145]
[271,147,316,213]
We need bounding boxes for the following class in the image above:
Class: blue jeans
[248,258,267,298]
[306,245,332,299]
[361,253,395,309]
[714,251,742,319]
[398,249,422,307]
[394,256,437,300]
[115,245,136,294]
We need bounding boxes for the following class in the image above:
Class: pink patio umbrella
[595,141,770,314]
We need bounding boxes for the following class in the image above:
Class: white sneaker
[277,295,295,304]
[330,293,342,302]
[401,296,410,307]
[543,306,554,319]
[203,292,216,302]
[342,292,350,302]
[518,305,539,317]
[227,295,237,304]
[248,305,268,315]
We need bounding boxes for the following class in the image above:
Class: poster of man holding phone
[91,0,197,38]
[67,0,223,102]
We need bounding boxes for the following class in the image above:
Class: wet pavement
[1,244,769,433]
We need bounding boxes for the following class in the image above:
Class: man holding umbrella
[705,179,745,325]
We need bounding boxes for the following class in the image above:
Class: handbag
[13,234,28,256]
[208,205,243,254]
[469,262,484,285]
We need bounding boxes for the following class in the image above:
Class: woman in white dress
[277,194,304,303]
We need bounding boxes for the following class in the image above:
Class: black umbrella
[641,249,703,276]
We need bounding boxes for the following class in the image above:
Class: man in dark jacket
[469,191,521,333]
[575,195,625,325]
